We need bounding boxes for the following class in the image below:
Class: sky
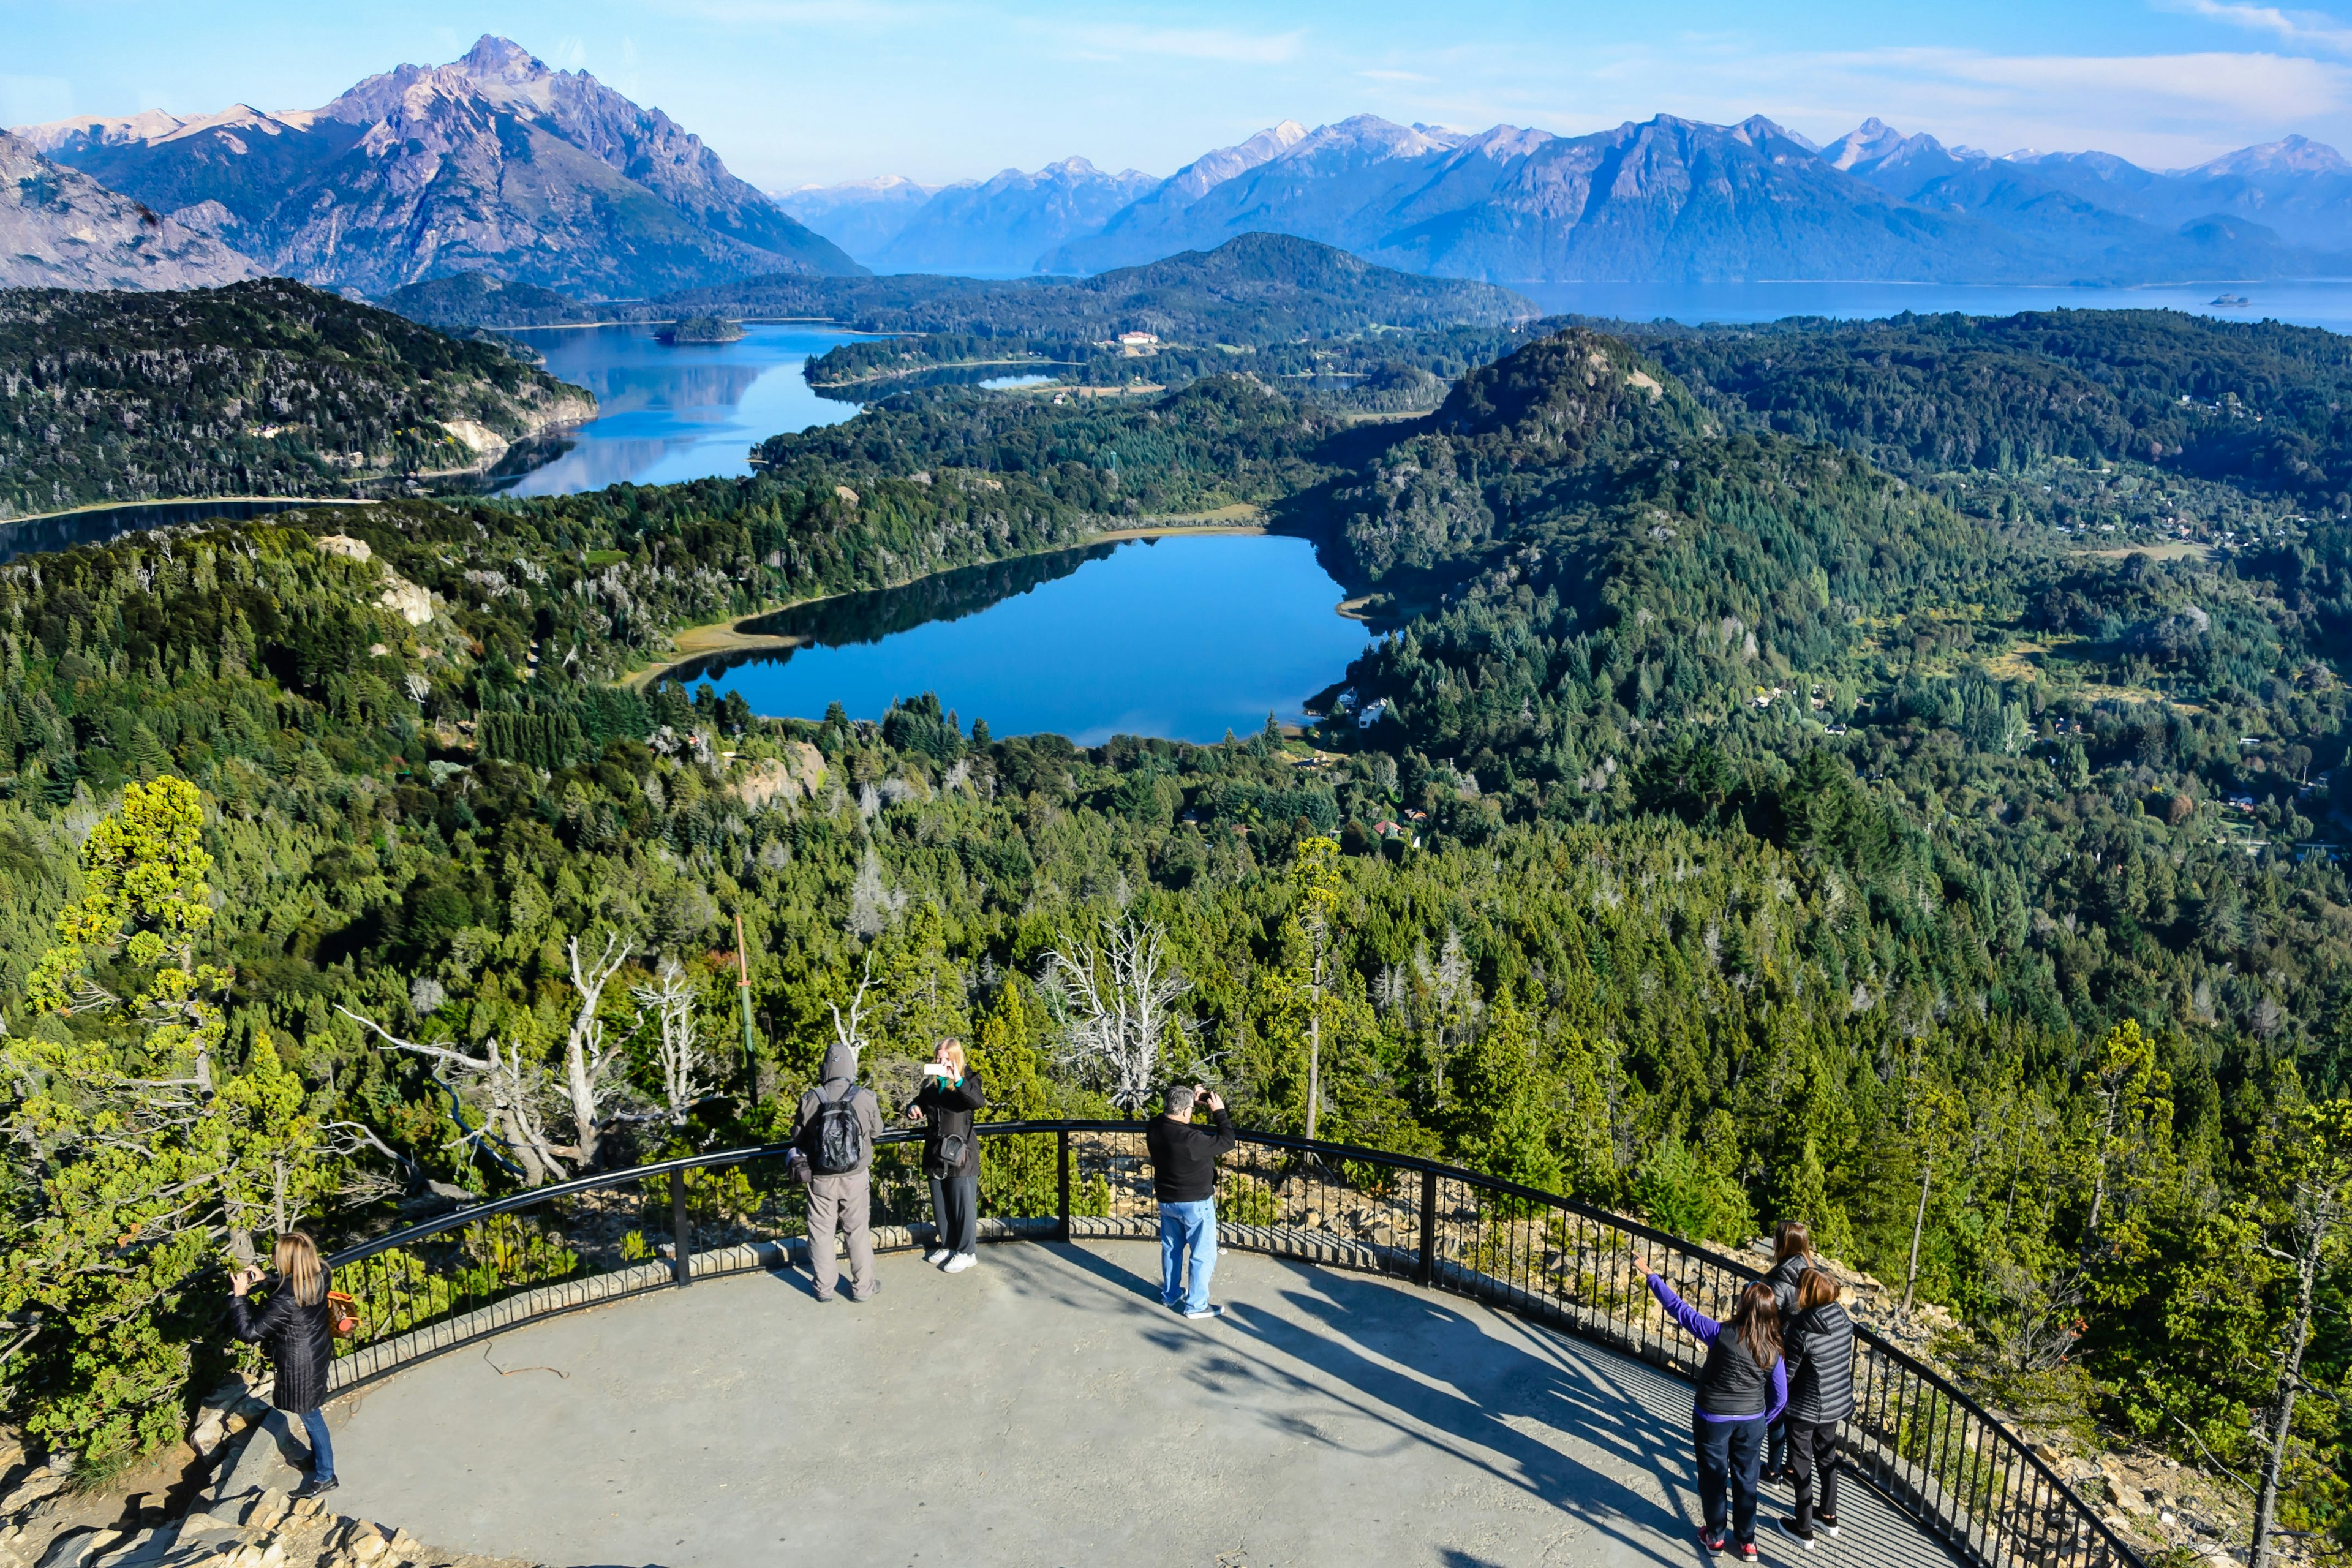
[9,0,2352,190]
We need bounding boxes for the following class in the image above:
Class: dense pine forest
[15,304,2352,1559]
[0,281,592,521]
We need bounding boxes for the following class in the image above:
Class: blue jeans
[1692,1412,1766,1542]
[300,1408,335,1483]
[1159,1200,1217,1313]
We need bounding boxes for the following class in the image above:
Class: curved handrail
[322,1120,2139,1568]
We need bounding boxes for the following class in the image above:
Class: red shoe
[1737,1541,1759,1563]
[1700,1531,1728,1554]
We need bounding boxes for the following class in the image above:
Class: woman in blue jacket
[1634,1253,1787,1562]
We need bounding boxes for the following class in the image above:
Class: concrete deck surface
[239,1242,1962,1568]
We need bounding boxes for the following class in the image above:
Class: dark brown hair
[1772,1219,1815,1270]
[1730,1280,1782,1368]
[1796,1267,1841,1311]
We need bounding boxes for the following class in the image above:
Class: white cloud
[2168,0,2352,55]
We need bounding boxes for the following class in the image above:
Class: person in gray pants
[793,1039,884,1302]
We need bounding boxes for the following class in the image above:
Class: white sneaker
[924,1249,951,1265]
[943,1252,977,1273]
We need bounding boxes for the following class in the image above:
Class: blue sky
[8,1,2352,189]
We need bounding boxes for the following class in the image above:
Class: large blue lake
[672,533,1370,744]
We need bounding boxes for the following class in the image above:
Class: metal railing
[322,1121,2138,1568]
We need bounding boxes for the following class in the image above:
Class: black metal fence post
[1057,1128,1071,1243]
[670,1167,692,1286]
[1416,1167,1436,1286]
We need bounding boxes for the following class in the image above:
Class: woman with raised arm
[905,1038,987,1273]
[1632,1253,1787,1564]
[229,1231,339,1500]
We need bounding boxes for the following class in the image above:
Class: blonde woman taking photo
[230,1232,339,1499]
[905,1038,987,1272]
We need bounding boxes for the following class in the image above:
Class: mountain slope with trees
[0,279,593,520]
[9,308,2352,1567]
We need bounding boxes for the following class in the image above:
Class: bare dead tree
[557,931,633,1169]
[631,957,712,1129]
[829,954,875,1061]
[1045,917,1195,1115]
[334,1008,565,1185]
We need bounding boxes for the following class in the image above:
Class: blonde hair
[273,1232,326,1306]
[938,1039,967,1074]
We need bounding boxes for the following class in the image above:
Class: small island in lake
[658,314,745,344]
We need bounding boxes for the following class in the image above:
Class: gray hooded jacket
[793,1040,884,1174]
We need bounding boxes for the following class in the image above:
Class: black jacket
[1784,1300,1857,1423]
[1145,1109,1235,1203]
[230,1270,335,1414]
[912,1068,987,1177]
[1697,1328,1781,1418]
[1763,1252,1812,1320]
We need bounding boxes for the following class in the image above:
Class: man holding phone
[1145,1083,1235,1320]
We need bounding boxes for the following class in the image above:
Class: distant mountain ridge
[14,36,863,298]
[790,111,2352,285]
[0,130,256,290]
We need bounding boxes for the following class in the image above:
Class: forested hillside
[0,280,592,520]
[13,307,2352,1561]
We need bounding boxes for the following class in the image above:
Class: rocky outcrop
[0,132,256,290]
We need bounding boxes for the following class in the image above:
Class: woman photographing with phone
[228,1231,339,1499]
[906,1038,987,1273]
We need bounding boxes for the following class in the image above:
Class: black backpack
[809,1082,867,1175]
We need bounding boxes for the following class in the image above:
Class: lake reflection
[685,533,1369,745]
[491,323,865,496]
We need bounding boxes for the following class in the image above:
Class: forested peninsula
[0,280,593,521]
[13,304,2352,1562]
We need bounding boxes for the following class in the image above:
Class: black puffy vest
[1697,1326,1779,1417]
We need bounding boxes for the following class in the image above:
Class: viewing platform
[221,1126,2132,1568]
[230,1239,1965,1568]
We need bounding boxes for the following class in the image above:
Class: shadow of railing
[322,1122,2135,1568]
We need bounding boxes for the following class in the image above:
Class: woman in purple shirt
[1634,1253,1788,1562]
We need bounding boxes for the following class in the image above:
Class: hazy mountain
[796,110,2348,285]
[0,130,257,290]
[1052,116,1476,273]
[775,176,940,259]
[15,36,862,297]
[851,157,1158,275]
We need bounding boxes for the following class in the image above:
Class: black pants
[1788,1418,1842,1528]
[1692,1413,1767,1542]
[929,1169,978,1256]
[1766,1414,1787,1474]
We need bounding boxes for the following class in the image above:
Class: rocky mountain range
[791,112,2352,284]
[14,36,862,298]
[0,130,256,290]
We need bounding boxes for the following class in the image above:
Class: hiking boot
[1736,1540,1758,1564]
[1815,1512,1842,1538]
[851,1281,881,1302]
[1699,1531,1728,1554]
[293,1477,339,1501]
[1183,1303,1225,1319]
[1777,1517,1815,1551]
[943,1252,977,1273]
